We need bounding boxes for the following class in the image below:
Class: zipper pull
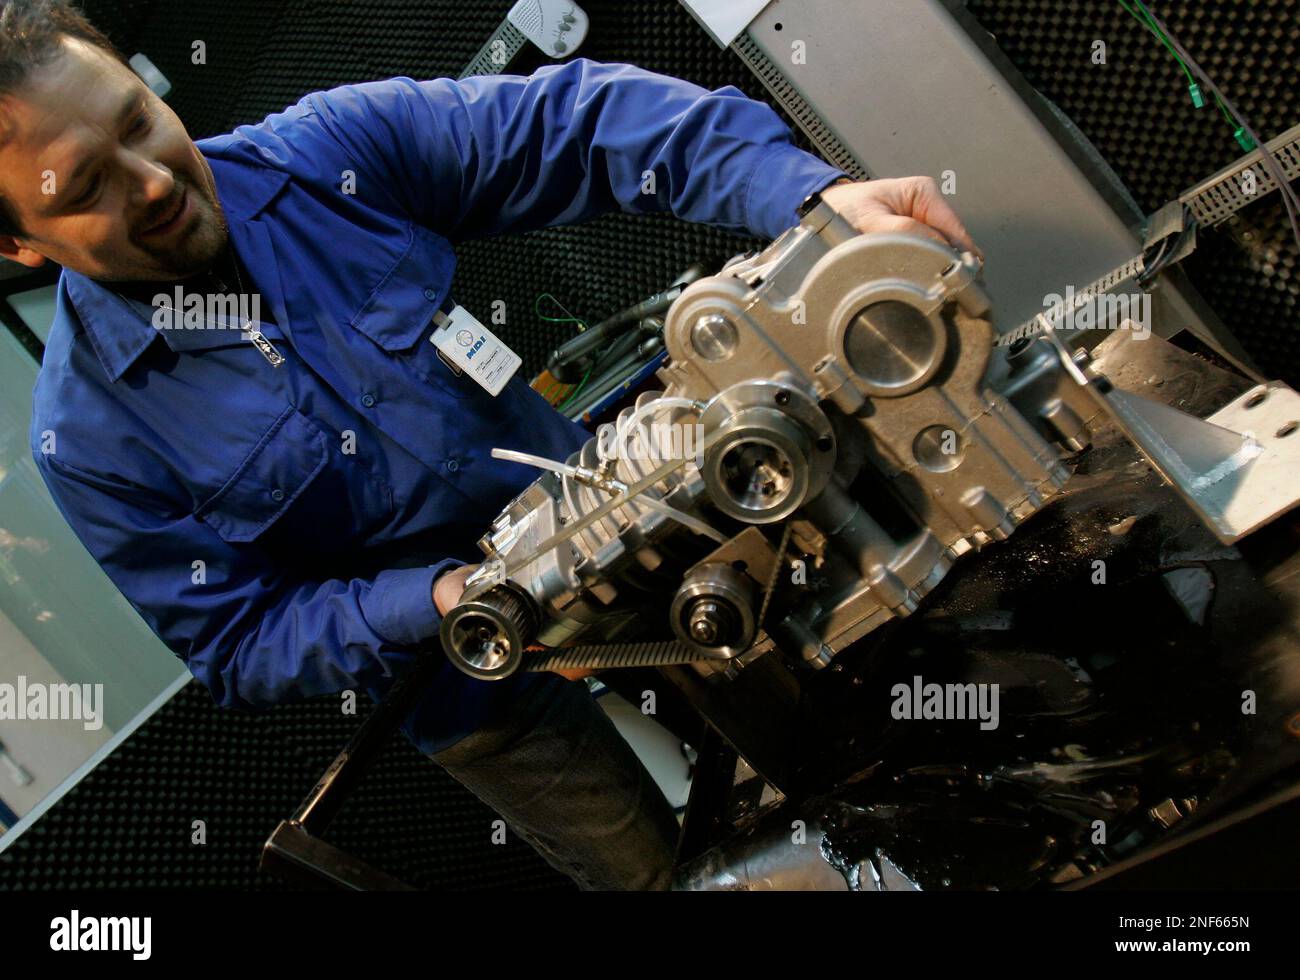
[246,324,285,368]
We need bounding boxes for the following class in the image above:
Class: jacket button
[445,458,459,472]
[361,393,377,408]
[271,488,285,502]
[423,288,437,301]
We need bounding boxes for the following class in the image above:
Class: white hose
[492,448,601,541]
[604,396,702,465]
[633,495,726,543]
[602,395,707,537]
[490,445,723,543]
[490,447,573,478]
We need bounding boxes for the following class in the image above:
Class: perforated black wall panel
[67,0,155,55]
[964,0,1300,382]
[0,682,571,890]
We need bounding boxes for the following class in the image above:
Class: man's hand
[432,563,595,682]
[433,562,479,616]
[819,176,982,258]
[548,665,596,682]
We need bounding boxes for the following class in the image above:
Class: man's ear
[0,236,48,268]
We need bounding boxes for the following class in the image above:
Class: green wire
[557,363,594,413]
[1134,0,1250,144]
[538,377,564,403]
[533,292,589,405]
[1212,91,1238,127]
[1120,0,1248,138]
[1118,0,1195,84]
[534,293,588,331]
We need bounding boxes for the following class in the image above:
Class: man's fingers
[907,178,981,256]
[551,666,595,681]
[863,212,954,250]
[824,176,983,258]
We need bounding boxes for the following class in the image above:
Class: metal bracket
[1039,318,1300,544]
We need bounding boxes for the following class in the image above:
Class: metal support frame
[258,653,445,890]
[673,723,738,868]
[656,656,809,798]
[260,652,710,890]
[1040,325,1300,544]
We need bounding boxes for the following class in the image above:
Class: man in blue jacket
[0,1,977,889]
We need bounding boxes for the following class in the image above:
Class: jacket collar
[63,145,291,382]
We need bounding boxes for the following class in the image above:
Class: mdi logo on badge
[430,304,521,396]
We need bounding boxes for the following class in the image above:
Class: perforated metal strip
[729,32,870,181]
[997,256,1146,348]
[999,126,1300,348]
[1180,124,1300,227]
[459,18,529,79]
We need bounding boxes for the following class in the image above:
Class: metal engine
[440,193,1106,680]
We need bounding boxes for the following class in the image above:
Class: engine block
[440,194,1100,680]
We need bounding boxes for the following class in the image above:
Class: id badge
[430,304,521,397]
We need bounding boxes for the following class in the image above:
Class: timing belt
[521,639,713,671]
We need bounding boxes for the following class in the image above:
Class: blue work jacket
[30,58,845,753]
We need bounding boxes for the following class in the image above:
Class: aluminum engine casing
[445,196,1098,677]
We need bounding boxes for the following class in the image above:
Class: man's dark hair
[0,0,125,237]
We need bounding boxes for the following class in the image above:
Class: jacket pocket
[349,222,455,353]
[195,405,330,543]
[347,223,476,401]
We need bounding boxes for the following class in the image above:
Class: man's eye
[128,113,150,136]
[71,176,102,207]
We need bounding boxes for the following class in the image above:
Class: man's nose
[126,157,176,207]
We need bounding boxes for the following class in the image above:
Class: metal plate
[1204,382,1300,540]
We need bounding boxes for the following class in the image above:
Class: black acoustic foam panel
[0,682,571,890]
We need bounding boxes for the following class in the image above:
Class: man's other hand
[550,666,596,682]
[819,176,982,258]
[433,563,595,681]
[433,562,479,616]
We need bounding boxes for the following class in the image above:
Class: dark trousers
[429,674,681,890]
